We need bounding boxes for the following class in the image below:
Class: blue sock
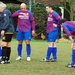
[46,47,53,60]
[71,50,75,65]
[0,47,2,56]
[52,47,57,60]
[26,44,31,57]
[17,44,22,57]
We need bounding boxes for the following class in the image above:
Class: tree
[57,0,75,21]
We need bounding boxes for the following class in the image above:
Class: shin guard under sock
[0,47,2,56]
[52,47,57,60]
[2,47,7,61]
[46,47,53,60]
[72,50,75,65]
[7,47,11,61]
[26,44,31,57]
[17,44,22,57]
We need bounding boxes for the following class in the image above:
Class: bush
[29,3,62,39]
[7,3,20,31]
[31,3,47,39]
[7,3,62,39]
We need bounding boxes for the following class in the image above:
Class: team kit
[0,2,75,68]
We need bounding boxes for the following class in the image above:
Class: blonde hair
[0,1,7,8]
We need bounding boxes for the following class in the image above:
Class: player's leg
[6,45,11,63]
[0,34,13,64]
[6,34,13,63]
[1,34,12,64]
[41,30,58,62]
[51,30,58,61]
[41,32,54,62]
[46,31,58,61]
[0,46,2,60]
[41,42,54,62]
[66,36,75,67]
[71,43,75,66]
[0,35,2,60]
[24,31,31,61]
[51,43,57,62]
[25,40,31,61]
[45,42,54,61]
[0,35,8,64]
[16,31,23,60]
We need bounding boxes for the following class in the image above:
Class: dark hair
[46,4,53,9]
[60,18,67,24]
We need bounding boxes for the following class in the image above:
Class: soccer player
[12,3,35,61]
[0,12,2,60]
[0,35,2,60]
[0,2,14,64]
[41,4,61,62]
[60,19,75,68]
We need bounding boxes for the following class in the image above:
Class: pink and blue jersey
[46,11,61,33]
[62,21,75,37]
[12,10,35,32]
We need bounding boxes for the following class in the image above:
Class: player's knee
[1,42,7,47]
[18,41,23,44]
[25,40,30,44]
[48,42,55,47]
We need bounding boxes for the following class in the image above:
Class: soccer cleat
[0,60,10,64]
[49,58,57,62]
[40,58,50,62]
[16,56,21,60]
[27,57,31,61]
[5,60,10,64]
[7,60,10,63]
[66,64,75,68]
[0,61,5,64]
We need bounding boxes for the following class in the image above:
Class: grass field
[0,39,75,75]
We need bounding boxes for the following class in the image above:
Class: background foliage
[7,2,62,39]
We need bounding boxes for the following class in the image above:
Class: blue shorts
[16,31,31,40]
[47,30,58,42]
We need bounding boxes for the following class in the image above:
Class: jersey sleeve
[62,25,71,37]
[2,11,11,31]
[12,10,20,17]
[29,12,35,30]
[55,13,61,27]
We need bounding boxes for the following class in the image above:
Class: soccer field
[0,39,75,75]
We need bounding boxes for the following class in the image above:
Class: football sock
[7,47,11,61]
[52,47,57,60]
[46,47,53,60]
[0,47,2,56]
[26,44,31,57]
[2,47,7,61]
[17,44,22,57]
[72,49,75,65]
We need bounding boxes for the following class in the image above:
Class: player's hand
[1,30,5,36]
[69,36,73,43]
[19,12,25,16]
[53,23,57,27]
[32,30,37,37]
[71,42,73,49]
[71,43,75,49]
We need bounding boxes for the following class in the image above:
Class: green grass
[0,39,75,75]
